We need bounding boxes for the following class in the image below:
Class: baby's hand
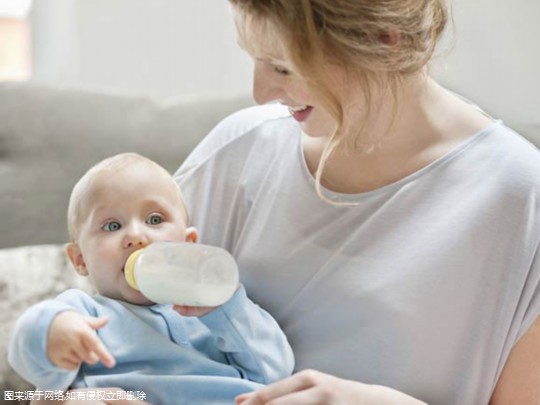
[47,311,116,370]
[172,305,218,317]
[173,284,240,317]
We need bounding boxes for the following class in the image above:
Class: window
[0,0,32,81]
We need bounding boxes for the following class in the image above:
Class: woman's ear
[380,29,401,46]
[185,227,198,244]
[66,243,89,276]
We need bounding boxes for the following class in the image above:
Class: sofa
[0,82,251,401]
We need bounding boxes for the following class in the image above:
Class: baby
[8,153,294,405]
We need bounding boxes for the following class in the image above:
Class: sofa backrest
[0,83,251,248]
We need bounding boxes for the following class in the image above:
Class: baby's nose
[123,227,149,249]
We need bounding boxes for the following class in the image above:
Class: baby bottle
[124,241,239,306]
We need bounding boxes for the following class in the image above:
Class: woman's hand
[235,369,426,405]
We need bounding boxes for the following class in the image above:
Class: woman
[174,1,540,404]
[32,1,540,404]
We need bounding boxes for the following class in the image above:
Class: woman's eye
[102,221,121,232]
[146,215,163,225]
[273,66,290,76]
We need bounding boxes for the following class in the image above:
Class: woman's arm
[235,369,426,405]
[235,316,540,405]
[490,315,540,404]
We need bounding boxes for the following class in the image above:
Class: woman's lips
[288,105,313,122]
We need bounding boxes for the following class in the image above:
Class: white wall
[30,0,252,100]
[433,0,540,131]
[29,0,539,131]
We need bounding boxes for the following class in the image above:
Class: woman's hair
[230,0,448,202]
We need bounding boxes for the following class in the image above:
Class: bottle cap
[124,248,144,290]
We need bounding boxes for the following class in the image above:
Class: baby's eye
[146,214,163,225]
[102,221,121,232]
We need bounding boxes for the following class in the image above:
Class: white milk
[125,242,239,306]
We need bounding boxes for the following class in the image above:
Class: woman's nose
[252,63,283,105]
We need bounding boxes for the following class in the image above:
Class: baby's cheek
[165,225,187,240]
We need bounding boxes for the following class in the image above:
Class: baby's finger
[59,355,81,371]
[173,305,193,316]
[74,344,100,365]
[173,304,217,317]
[235,393,250,404]
[84,315,110,330]
[83,334,116,368]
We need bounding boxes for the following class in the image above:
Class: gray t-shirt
[174,105,540,405]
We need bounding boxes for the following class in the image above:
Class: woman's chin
[302,127,332,139]
[300,122,334,139]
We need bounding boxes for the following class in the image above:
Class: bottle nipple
[124,248,145,290]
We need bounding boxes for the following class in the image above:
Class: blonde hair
[231,0,448,202]
[67,153,188,241]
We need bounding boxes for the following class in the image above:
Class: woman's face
[233,8,338,138]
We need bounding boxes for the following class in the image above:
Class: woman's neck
[302,76,494,194]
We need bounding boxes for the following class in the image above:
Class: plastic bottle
[124,241,239,306]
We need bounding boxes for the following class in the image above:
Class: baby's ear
[185,227,198,244]
[66,243,89,276]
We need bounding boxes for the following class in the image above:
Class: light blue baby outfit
[9,285,294,405]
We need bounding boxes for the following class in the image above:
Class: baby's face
[71,163,192,305]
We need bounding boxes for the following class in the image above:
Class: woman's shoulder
[490,123,540,178]
[215,103,291,137]
[472,123,540,201]
[199,103,290,152]
[175,104,294,176]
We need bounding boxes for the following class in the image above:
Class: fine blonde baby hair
[67,153,188,241]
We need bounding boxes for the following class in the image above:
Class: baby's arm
[196,285,294,384]
[8,291,115,390]
[47,310,115,370]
